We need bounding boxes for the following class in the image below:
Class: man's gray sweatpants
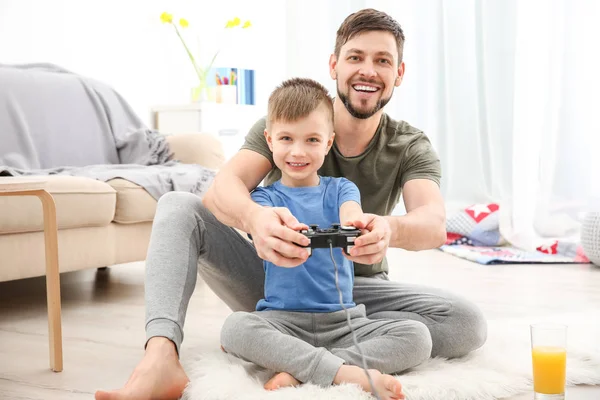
[220,304,432,386]
[145,192,487,367]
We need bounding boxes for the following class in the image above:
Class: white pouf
[581,211,600,266]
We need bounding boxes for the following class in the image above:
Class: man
[96,8,487,400]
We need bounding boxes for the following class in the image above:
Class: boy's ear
[264,129,274,152]
[326,132,335,153]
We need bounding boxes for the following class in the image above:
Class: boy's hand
[343,214,391,264]
[248,207,310,267]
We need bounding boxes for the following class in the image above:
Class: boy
[220,78,427,400]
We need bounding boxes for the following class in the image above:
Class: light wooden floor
[1,248,599,399]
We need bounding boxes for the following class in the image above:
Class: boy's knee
[406,321,433,366]
[462,303,488,351]
[220,312,255,351]
[385,320,432,373]
[436,299,487,358]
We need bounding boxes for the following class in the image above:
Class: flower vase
[191,81,209,103]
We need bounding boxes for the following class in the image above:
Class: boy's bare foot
[334,365,405,400]
[264,372,301,390]
[95,337,189,400]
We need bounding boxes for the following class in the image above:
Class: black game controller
[300,223,361,256]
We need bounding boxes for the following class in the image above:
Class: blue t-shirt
[250,176,361,312]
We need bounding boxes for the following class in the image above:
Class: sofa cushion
[166,133,225,169]
[107,178,157,224]
[0,176,115,234]
[0,225,116,282]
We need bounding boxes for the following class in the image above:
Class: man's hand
[248,207,310,267]
[343,213,391,264]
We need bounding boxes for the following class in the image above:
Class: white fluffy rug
[183,313,600,400]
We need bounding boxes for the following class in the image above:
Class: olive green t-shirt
[241,113,441,276]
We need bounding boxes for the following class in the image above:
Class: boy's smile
[286,161,310,170]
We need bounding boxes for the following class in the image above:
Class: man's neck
[333,98,383,157]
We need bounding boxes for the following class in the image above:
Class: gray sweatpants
[145,192,487,366]
[220,304,432,386]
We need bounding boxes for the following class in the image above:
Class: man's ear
[264,129,274,152]
[329,54,338,80]
[395,61,405,87]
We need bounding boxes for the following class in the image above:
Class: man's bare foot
[95,337,189,400]
[334,365,404,400]
[264,372,301,390]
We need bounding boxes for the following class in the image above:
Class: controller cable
[328,239,382,400]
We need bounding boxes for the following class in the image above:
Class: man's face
[265,106,334,187]
[330,30,405,119]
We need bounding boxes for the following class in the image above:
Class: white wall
[0,0,287,125]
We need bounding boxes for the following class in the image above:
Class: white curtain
[284,0,600,249]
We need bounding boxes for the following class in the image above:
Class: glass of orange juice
[530,323,567,399]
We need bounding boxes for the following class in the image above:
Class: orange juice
[532,346,567,394]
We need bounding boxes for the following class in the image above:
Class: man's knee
[157,191,207,213]
[155,191,214,225]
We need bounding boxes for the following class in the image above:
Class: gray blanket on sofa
[0,63,216,200]
[0,160,217,201]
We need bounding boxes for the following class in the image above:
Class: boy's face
[265,105,334,187]
[329,30,405,119]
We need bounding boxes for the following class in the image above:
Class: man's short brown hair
[334,8,405,64]
[267,78,334,130]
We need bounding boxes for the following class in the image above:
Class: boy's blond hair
[267,78,334,131]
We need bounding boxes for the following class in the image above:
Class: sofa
[0,64,225,282]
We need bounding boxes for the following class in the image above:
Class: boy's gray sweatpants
[145,193,487,369]
[220,304,432,386]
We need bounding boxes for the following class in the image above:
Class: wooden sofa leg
[97,267,108,271]
[37,190,64,373]
[0,183,64,372]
